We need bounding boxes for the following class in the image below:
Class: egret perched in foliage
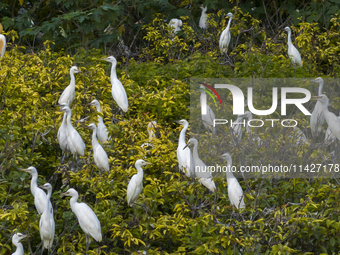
[310,77,325,137]
[11,233,26,255]
[184,138,216,192]
[219,153,245,209]
[88,99,109,143]
[231,114,245,142]
[219,13,233,54]
[175,120,194,178]
[87,123,110,172]
[325,112,340,144]
[314,94,340,141]
[289,126,309,146]
[61,188,102,252]
[58,66,82,105]
[103,56,129,113]
[20,166,52,214]
[0,23,6,57]
[38,183,55,252]
[284,27,302,67]
[169,18,182,35]
[141,121,158,149]
[59,105,85,165]
[200,87,216,135]
[199,6,208,29]
[57,103,69,161]
[127,159,152,206]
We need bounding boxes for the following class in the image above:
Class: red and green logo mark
[199,82,223,107]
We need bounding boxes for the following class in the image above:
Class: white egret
[169,18,183,35]
[219,153,245,209]
[184,138,216,192]
[310,77,325,137]
[103,56,129,113]
[175,120,194,178]
[219,13,233,54]
[231,114,245,142]
[87,123,110,172]
[127,159,152,206]
[199,6,208,29]
[200,86,216,135]
[59,105,85,166]
[38,183,55,252]
[58,66,82,106]
[88,99,109,143]
[141,121,158,149]
[314,95,340,141]
[244,111,262,145]
[0,23,6,57]
[20,166,52,214]
[61,188,102,252]
[325,112,340,144]
[284,27,302,67]
[11,233,26,255]
[288,126,309,146]
[57,103,69,162]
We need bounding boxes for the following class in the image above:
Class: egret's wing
[75,203,102,242]
[95,145,109,171]
[326,113,340,140]
[35,188,48,214]
[0,35,6,57]
[127,175,139,206]
[71,129,85,156]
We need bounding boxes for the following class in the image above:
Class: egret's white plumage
[200,87,216,135]
[20,166,52,214]
[284,27,302,67]
[184,138,216,192]
[169,18,183,35]
[310,77,325,137]
[175,120,194,178]
[199,6,208,29]
[58,66,81,105]
[314,95,340,141]
[61,188,102,251]
[88,99,109,143]
[219,153,245,209]
[38,183,55,250]
[11,233,26,255]
[231,114,245,142]
[127,159,151,206]
[57,103,69,156]
[60,105,85,157]
[87,123,109,172]
[0,24,6,57]
[103,56,128,112]
[219,13,233,54]
[141,121,158,149]
[325,112,340,144]
[289,126,309,146]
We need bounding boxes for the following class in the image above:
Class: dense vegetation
[1,0,340,254]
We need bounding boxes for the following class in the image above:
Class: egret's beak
[217,155,225,159]
[102,57,109,62]
[38,185,45,189]
[174,120,181,124]
[21,234,27,239]
[85,125,92,129]
[77,70,82,73]
[310,79,317,83]
[183,143,190,150]
[60,192,67,197]
[20,168,28,172]
[312,96,322,101]
[87,103,94,106]
[144,162,152,165]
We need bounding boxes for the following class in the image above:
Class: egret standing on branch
[103,56,129,113]
[141,121,158,149]
[38,183,55,252]
[184,138,216,192]
[199,6,208,29]
[20,166,52,214]
[314,95,340,141]
[310,77,325,137]
[219,153,245,209]
[58,66,82,106]
[59,105,85,168]
[284,27,302,68]
[11,233,26,255]
[200,86,216,136]
[175,120,194,178]
[169,18,183,36]
[57,103,69,162]
[88,99,109,143]
[127,159,152,207]
[219,13,233,55]
[87,123,110,173]
[61,188,102,252]
[231,114,245,143]
[0,23,6,57]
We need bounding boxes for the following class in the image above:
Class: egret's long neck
[226,159,235,180]
[95,104,101,113]
[62,112,67,125]
[110,63,118,80]
[14,242,24,255]
[92,128,100,148]
[226,17,233,30]
[44,188,52,214]
[318,82,323,96]
[287,30,292,46]
[30,172,38,197]
[66,111,72,128]
[70,71,75,86]
[192,142,199,160]
[179,123,188,144]
[136,165,144,176]
[321,102,329,114]
[70,194,79,213]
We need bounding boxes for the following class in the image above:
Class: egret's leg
[61,151,65,164]
[85,234,91,253]
[40,244,44,255]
